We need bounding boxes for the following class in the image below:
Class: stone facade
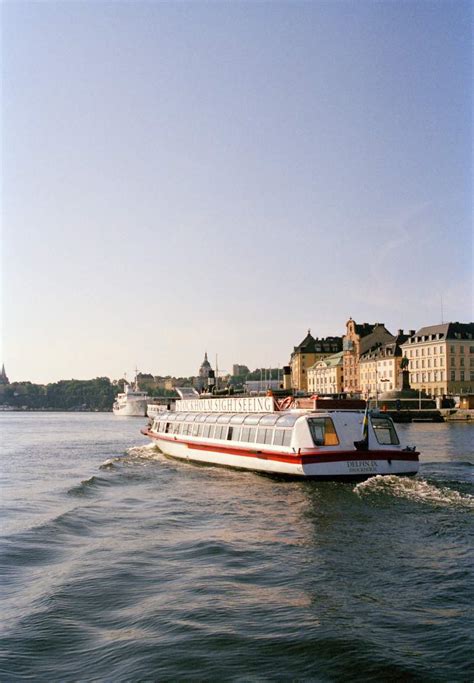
[290,331,342,392]
[360,331,411,397]
[401,323,474,396]
[342,319,394,394]
[307,352,344,394]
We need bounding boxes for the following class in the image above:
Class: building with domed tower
[195,352,214,392]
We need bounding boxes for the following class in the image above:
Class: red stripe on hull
[142,429,419,465]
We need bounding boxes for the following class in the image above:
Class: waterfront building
[290,331,342,392]
[360,331,411,397]
[307,351,344,395]
[342,319,394,394]
[232,364,250,377]
[401,322,474,396]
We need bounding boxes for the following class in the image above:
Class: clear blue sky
[1,0,472,383]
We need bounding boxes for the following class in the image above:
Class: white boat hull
[113,400,148,417]
[144,432,419,479]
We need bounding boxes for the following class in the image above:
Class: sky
[1,0,472,383]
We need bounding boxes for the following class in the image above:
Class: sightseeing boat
[141,396,419,479]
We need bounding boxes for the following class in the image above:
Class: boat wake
[354,475,474,509]
[99,444,162,470]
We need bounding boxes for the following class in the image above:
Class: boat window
[176,413,186,422]
[205,414,219,423]
[259,414,279,426]
[273,429,285,446]
[283,431,292,447]
[185,414,197,422]
[248,427,257,442]
[167,413,177,421]
[208,425,216,439]
[196,414,208,422]
[257,427,273,444]
[165,422,170,433]
[217,414,231,424]
[214,425,223,439]
[202,424,211,438]
[230,427,241,441]
[276,414,298,427]
[240,426,250,442]
[192,423,200,436]
[372,417,400,445]
[307,418,339,446]
[243,414,264,425]
[230,414,246,425]
[182,423,189,435]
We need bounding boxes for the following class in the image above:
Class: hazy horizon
[2,1,472,384]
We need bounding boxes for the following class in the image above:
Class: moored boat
[113,374,149,417]
[141,396,419,479]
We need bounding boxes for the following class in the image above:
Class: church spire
[0,364,9,385]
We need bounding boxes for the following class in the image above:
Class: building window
[460,371,465,381]
[451,370,455,381]
[460,346,464,354]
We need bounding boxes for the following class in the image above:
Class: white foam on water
[354,475,474,509]
[99,444,162,469]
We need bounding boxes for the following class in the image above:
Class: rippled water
[1,413,472,681]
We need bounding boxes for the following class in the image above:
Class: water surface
[1,414,472,681]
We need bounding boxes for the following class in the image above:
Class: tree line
[0,378,118,411]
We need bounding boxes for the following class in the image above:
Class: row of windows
[410,370,474,383]
[361,370,394,380]
[409,358,444,369]
[407,346,444,357]
[154,419,294,447]
[407,345,474,357]
[157,411,298,427]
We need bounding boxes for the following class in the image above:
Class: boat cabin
[150,410,401,452]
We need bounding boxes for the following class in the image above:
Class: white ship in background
[113,372,149,417]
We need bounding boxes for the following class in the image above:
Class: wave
[98,444,161,470]
[67,475,109,497]
[354,475,474,509]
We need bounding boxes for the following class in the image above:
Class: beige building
[307,352,344,394]
[401,323,474,396]
[290,331,342,392]
[342,319,394,394]
[360,332,410,397]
